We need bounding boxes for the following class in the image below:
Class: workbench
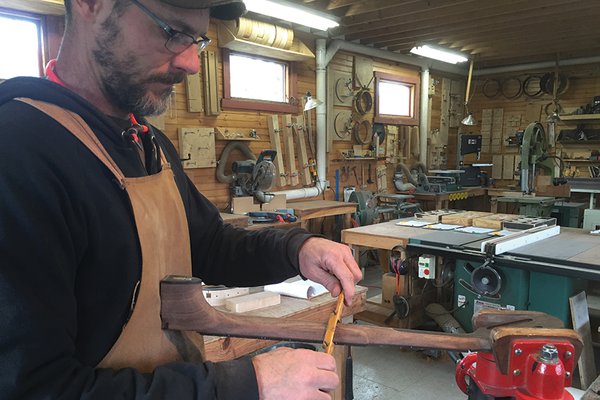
[289,200,357,230]
[220,212,301,230]
[203,286,367,400]
[413,187,486,210]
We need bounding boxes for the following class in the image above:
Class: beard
[92,12,186,116]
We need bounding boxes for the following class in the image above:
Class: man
[0,0,361,399]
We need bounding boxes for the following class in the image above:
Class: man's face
[92,0,209,116]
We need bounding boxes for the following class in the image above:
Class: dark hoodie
[0,77,312,400]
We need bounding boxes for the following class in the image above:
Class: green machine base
[528,271,587,326]
[452,259,588,332]
[453,259,529,332]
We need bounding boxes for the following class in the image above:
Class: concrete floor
[352,346,465,399]
[351,263,466,400]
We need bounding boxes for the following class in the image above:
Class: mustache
[145,73,186,86]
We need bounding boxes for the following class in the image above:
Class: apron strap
[15,97,126,186]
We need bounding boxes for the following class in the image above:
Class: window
[374,71,419,125]
[222,49,297,113]
[0,11,43,79]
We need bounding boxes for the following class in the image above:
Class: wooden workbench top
[341,219,431,249]
[204,286,367,362]
[289,200,356,213]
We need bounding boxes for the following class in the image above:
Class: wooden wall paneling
[410,126,420,159]
[283,114,299,186]
[491,154,503,180]
[384,125,398,164]
[502,154,515,180]
[449,79,464,128]
[292,115,312,185]
[376,164,387,192]
[267,115,287,187]
[440,78,451,146]
[480,108,493,154]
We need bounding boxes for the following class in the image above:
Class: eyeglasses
[130,0,211,54]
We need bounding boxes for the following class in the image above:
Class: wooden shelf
[215,127,261,141]
[559,114,600,123]
[564,159,600,163]
[558,140,600,145]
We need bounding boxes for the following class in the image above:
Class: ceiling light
[410,45,468,64]
[243,0,340,31]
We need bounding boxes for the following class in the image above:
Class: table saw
[407,224,596,331]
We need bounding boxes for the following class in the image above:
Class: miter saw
[216,141,277,204]
[231,150,277,203]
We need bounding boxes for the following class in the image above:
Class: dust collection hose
[216,141,256,184]
[395,163,418,186]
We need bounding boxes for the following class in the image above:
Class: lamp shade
[461,112,477,126]
[460,60,477,126]
[304,92,323,111]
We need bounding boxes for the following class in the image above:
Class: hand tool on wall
[351,166,359,186]
[367,163,373,184]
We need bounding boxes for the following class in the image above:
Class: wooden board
[416,209,465,222]
[185,71,203,113]
[292,115,311,185]
[201,50,220,116]
[220,212,249,228]
[231,196,260,214]
[472,213,521,230]
[342,220,432,250]
[283,114,299,186]
[178,127,216,169]
[441,211,493,226]
[267,115,287,187]
[570,291,597,390]
[225,291,281,313]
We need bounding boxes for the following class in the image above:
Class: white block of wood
[225,291,281,313]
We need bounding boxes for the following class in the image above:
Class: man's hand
[298,237,362,305]
[252,347,338,400]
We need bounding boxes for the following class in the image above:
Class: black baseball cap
[160,0,246,20]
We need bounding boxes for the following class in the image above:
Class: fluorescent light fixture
[410,45,468,64]
[244,0,339,31]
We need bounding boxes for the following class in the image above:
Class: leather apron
[16,97,205,372]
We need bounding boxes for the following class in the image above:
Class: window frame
[0,8,45,79]
[221,49,298,113]
[374,71,420,126]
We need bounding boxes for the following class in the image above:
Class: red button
[424,268,430,276]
